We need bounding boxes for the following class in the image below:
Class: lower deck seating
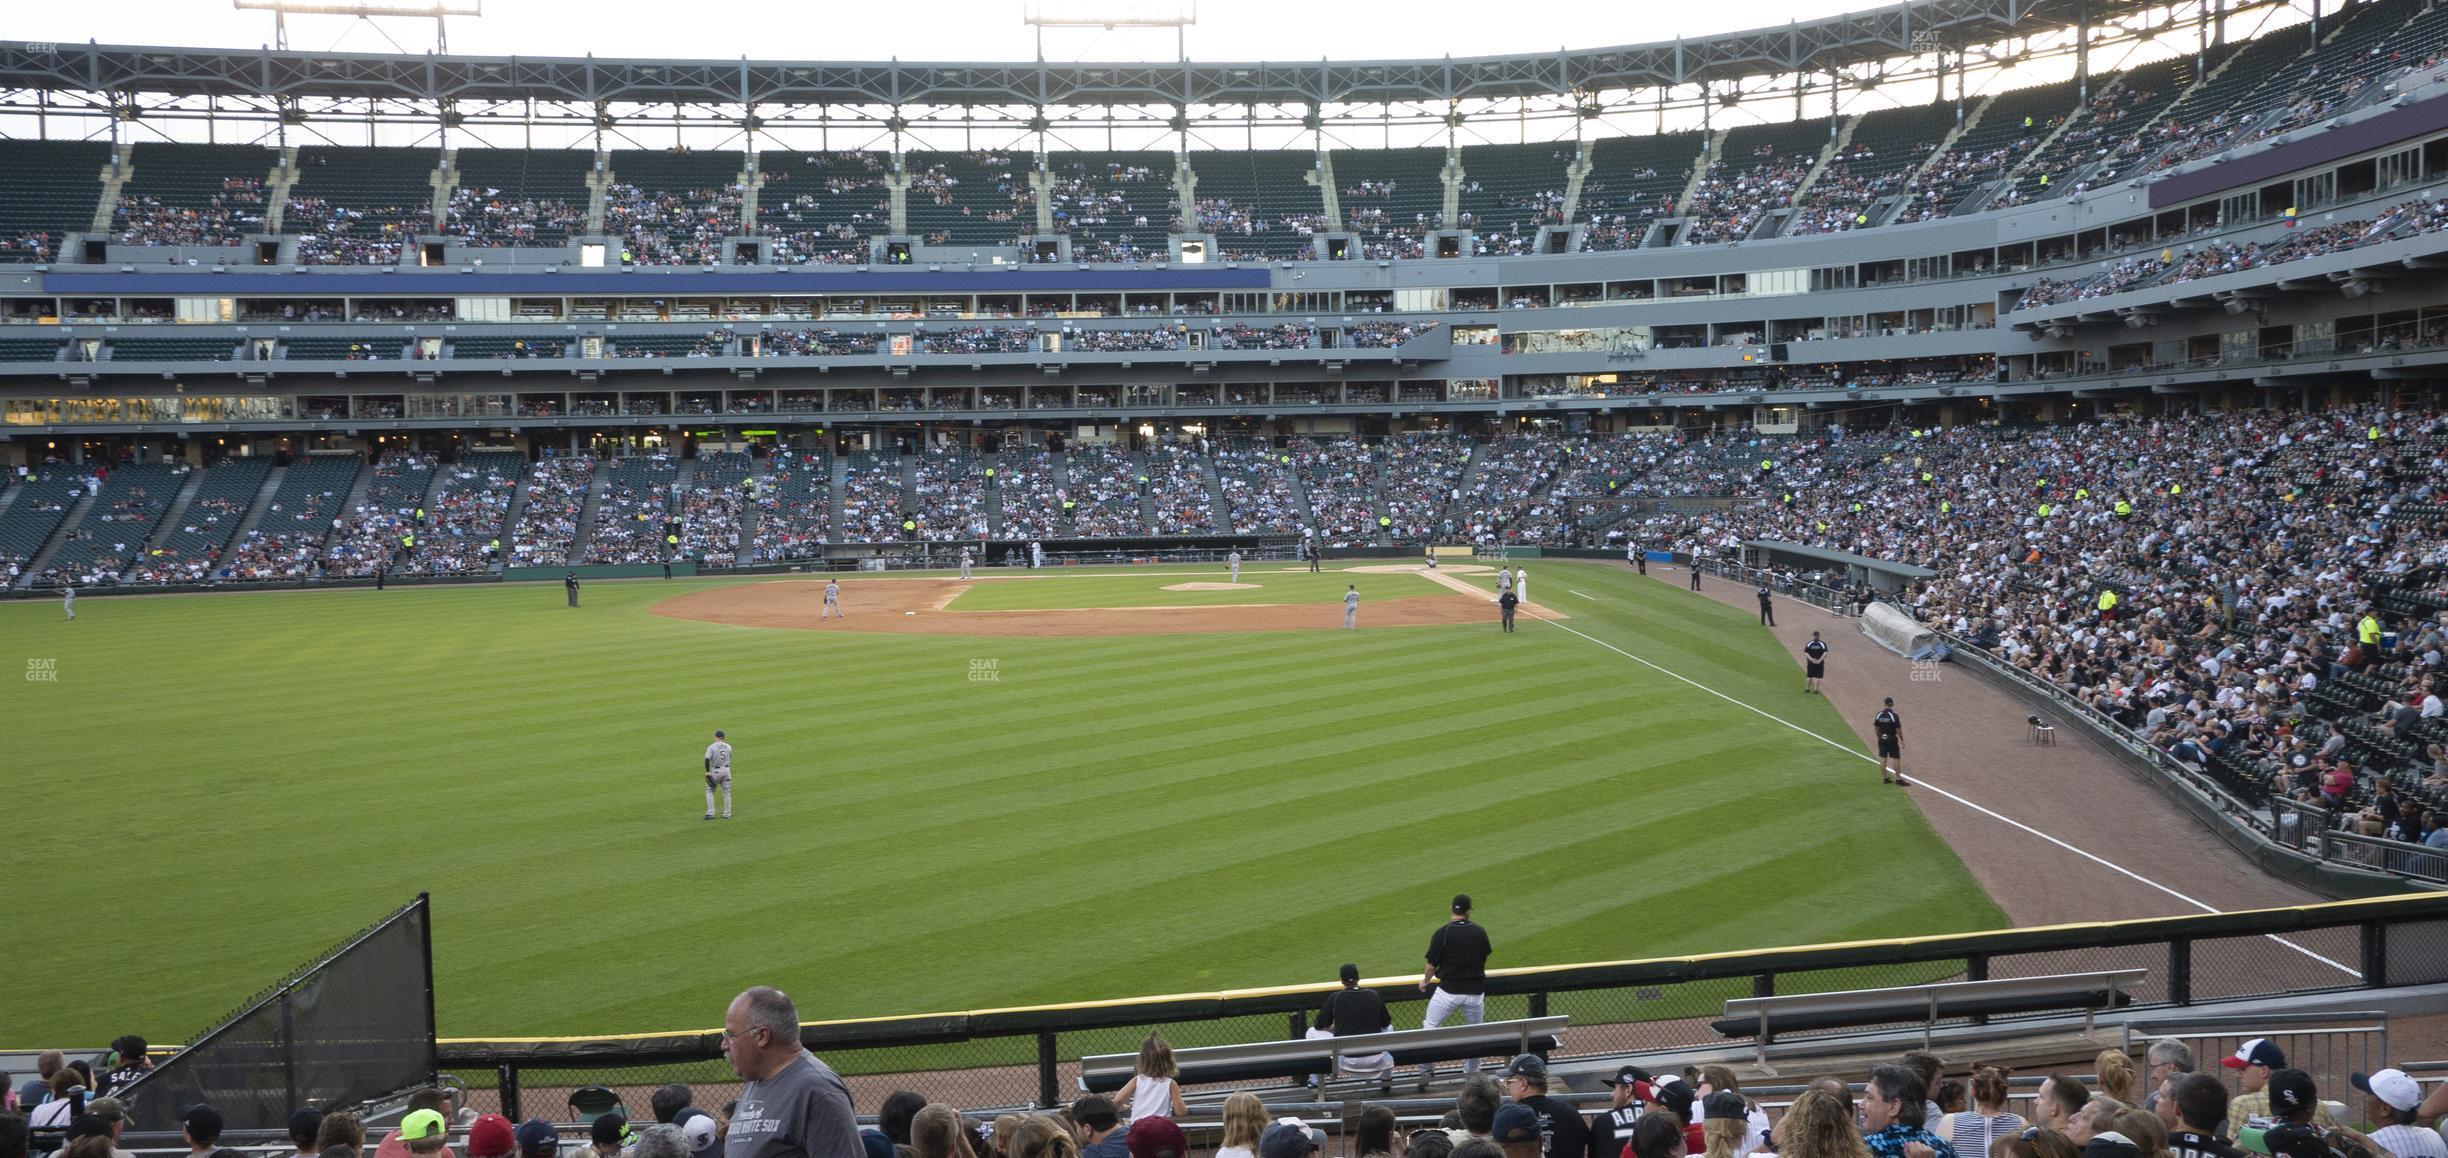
[37,461,187,585]
[751,451,830,561]
[219,453,364,580]
[127,456,271,583]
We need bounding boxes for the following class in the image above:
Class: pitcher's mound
[1163,582,1261,591]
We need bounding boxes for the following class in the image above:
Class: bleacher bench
[1714,970,2146,1065]
[1079,1015,1567,1092]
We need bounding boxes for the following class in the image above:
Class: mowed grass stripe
[0,561,1999,1039]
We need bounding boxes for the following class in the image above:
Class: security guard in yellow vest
[2360,612,2382,650]
[2098,589,2118,621]
[2114,499,2132,519]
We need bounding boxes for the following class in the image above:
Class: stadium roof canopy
[0,0,2153,107]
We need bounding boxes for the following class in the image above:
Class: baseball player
[822,578,842,619]
[1343,584,1359,629]
[1875,698,1907,785]
[1228,549,1241,583]
[1514,568,1528,606]
[703,730,733,820]
[62,583,76,621]
[958,546,973,580]
[1029,540,1044,569]
[1495,567,1513,600]
[1802,631,1829,693]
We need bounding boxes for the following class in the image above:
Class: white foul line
[1537,615,2363,980]
[1569,590,1598,600]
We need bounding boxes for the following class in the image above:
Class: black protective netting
[119,897,435,1132]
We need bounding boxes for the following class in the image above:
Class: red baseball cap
[1127,1117,1187,1158]
[468,1114,517,1158]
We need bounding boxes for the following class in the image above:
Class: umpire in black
[565,570,581,608]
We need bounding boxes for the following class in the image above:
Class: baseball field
[0,559,2004,1044]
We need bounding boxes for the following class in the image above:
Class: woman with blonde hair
[911,1106,978,1158]
[1691,1065,1772,1156]
[984,1115,1024,1158]
[1214,1094,1267,1158]
[1938,1065,2025,1158]
[1699,1094,1750,1158]
[1008,1116,1079,1158]
[2093,1052,2139,1106]
[1773,1089,1871,1158]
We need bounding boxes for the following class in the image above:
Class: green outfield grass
[943,567,1419,610]
[0,561,2004,1045]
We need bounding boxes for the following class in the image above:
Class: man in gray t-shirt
[722,987,861,1158]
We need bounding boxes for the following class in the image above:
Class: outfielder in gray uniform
[63,584,76,620]
[1228,550,1241,584]
[1344,585,1359,629]
[822,579,842,619]
[703,730,733,820]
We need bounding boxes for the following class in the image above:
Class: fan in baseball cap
[2221,1039,2288,1070]
[2261,1123,2337,1158]
[1602,1065,1653,1089]
[1634,1076,1696,1123]
[1259,1120,1325,1158]
[2266,1069,2319,1118]
[673,1109,721,1158]
[1491,1105,1541,1147]
[1701,1092,1748,1123]
[1126,1116,1187,1158]
[2349,1069,2422,1114]
[466,1115,517,1158]
[1499,1055,1548,1081]
[591,1115,636,1152]
[514,1119,561,1158]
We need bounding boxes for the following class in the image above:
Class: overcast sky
[11,0,1883,61]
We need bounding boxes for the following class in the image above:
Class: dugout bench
[1079,1016,1567,1092]
[1714,969,2147,1067]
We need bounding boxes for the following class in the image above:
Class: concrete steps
[137,463,210,561]
[567,461,610,563]
[1196,448,1232,531]
[16,487,98,587]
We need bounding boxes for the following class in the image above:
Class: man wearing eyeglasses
[722,987,861,1158]
[2142,1039,2194,1113]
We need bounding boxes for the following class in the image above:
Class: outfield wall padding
[505,563,698,581]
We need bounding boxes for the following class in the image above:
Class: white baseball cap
[2350,1069,2422,1112]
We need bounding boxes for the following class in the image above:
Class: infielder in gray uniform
[1344,584,1359,629]
[1228,549,1241,584]
[958,547,973,580]
[822,579,842,619]
[703,730,733,820]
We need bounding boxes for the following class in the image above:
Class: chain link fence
[116,895,436,1132]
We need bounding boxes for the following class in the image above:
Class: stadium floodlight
[1024,0,1193,25]
[234,0,480,52]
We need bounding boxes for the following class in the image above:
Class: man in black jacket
[1306,964,1393,1086]
[1417,894,1493,1085]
